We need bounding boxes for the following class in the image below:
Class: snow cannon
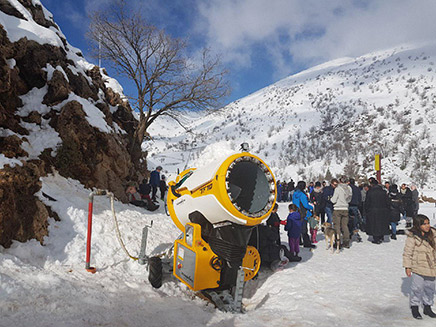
[165,152,276,310]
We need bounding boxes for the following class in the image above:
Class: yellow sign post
[375,154,381,183]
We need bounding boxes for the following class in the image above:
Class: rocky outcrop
[0,161,50,248]
[0,1,144,247]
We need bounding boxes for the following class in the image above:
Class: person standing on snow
[276,181,283,202]
[365,179,390,244]
[150,166,162,202]
[307,181,315,194]
[323,179,337,224]
[285,204,303,260]
[348,178,362,242]
[331,176,352,248]
[360,183,370,231]
[282,181,290,202]
[388,184,402,240]
[159,175,168,200]
[292,181,316,249]
[310,181,326,224]
[400,183,414,228]
[266,203,283,246]
[410,184,419,218]
[403,214,436,319]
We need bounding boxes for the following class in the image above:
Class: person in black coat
[322,180,337,224]
[348,178,362,234]
[150,166,162,201]
[400,183,414,228]
[248,224,283,270]
[388,184,403,240]
[365,179,391,244]
[159,175,168,200]
[266,204,282,246]
[138,178,151,200]
[310,181,326,223]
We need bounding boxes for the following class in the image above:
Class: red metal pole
[85,197,96,273]
[376,170,381,184]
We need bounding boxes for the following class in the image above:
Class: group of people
[125,166,168,211]
[261,176,435,320]
[276,180,295,202]
[275,177,421,249]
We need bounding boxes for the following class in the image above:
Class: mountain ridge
[147,41,436,191]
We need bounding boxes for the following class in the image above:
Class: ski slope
[1,172,436,327]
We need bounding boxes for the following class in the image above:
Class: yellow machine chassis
[173,223,260,291]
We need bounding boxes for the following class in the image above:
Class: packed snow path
[1,174,436,327]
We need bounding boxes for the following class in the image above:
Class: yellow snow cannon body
[166,152,276,300]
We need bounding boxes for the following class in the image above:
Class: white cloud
[196,0,436,74]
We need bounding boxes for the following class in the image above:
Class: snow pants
[333,210,350,243]
[410,273,435,307]
[288,237,300,254]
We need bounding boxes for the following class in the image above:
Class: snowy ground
[1,173,436,327]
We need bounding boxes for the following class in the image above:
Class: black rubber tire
[148,256,163,288]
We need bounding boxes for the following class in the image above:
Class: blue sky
[41,0,436,106]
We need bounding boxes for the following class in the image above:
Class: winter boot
[288,253,302,262]
[411,306,423,319]
[390,234,397,240]
[424,305,436,318]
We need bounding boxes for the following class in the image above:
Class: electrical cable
[109,194,139,261]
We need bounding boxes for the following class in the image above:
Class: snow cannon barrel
[167,152,277,232]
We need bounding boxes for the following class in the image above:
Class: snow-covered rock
[0,0,141,247]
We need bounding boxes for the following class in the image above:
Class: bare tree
[87,1,230,156]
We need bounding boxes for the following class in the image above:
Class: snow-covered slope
[147,42,436,192]
[1,172,436,326]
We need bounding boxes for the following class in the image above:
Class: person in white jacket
[331,176,352,248]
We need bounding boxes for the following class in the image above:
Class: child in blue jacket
[285,204,303,259]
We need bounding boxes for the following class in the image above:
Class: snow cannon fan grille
[226,156,274,218]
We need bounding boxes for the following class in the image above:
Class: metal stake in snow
[85,189,108,273]
[85,189,141,273]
